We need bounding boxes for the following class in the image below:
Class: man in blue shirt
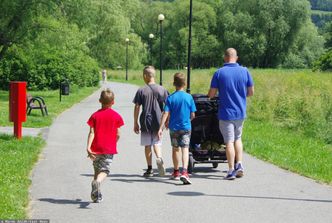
[208,48,254,180]
[158,73,196,184]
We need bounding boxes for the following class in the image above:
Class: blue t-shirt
[164,90,197,131]
[210,63,254,121]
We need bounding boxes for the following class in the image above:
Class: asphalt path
[30,82,332,223]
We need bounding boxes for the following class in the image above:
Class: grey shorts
[93,154,113,175]
[141,132,162,146]
[170,130,191,148]
[219,120,244,144]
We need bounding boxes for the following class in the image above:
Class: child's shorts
[93,154,114,175]
[141,132,162,146]
[170,130,191,148]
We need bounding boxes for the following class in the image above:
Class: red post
[9,81,27,139]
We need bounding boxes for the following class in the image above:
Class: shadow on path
[39,198,91,209]
[167,191,332,203]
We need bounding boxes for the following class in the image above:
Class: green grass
[0,134,45,219]
[243,120,332,184]
[0,86,99,128]
[110,68,332,184]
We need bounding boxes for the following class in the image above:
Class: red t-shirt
[87,108,124,155]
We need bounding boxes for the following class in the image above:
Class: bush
[313,49,332,71]
[0,44,99,90]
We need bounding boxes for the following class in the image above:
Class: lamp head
[158,14,165,22]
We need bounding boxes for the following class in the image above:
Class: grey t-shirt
[133,84,168,132]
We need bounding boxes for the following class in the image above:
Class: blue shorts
[170,130,191,148]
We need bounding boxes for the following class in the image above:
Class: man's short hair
[143,66,156,78]
[173,72,186,88]
[224,48,238,58]
[99,88,114,105]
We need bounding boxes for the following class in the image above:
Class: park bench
[26,94,48,116]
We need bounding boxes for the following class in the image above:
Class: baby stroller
[188,94,227,173]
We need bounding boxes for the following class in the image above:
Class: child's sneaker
[91,180,100,202]
[96,193,103,203]
[224,170,236,180]
[143,169,154,177]
[235,163,244,178]
[156,158,165,176]
[180,171,192,185]
[171,170,181,180]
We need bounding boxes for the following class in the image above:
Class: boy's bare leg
[96,172,108,183]
[182,147,189,171]
[172,147,181,170]
[153,144,165,176]
[153,144,162,158]
[145,146,152,166]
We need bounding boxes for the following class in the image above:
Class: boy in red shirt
[86,89,124,203]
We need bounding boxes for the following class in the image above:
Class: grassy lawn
[243,120,332,184]
[110,68,332,184]
[0,85,98,219]
[0,134,45,219]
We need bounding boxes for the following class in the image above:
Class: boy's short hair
[173,72,186,88]
[143,66,156,78]
[99,89,114,105]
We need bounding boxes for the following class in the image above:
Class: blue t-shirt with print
[210,63,254,121]
[164,90,196,131]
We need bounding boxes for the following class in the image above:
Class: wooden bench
[26,94,48,116]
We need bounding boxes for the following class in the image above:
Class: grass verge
[0,134,45,219]
[243,120,332,184]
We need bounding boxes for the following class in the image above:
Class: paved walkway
[30,82,332,223]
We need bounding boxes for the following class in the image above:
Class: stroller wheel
[188,154,195,174]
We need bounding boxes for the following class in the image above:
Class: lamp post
[125,38,129,81]
[149,33,154,65]
[158,14,165,86]
[187,0,193,93]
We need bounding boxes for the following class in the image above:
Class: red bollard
[9,81,27,139]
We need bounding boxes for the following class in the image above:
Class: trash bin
[61,80,70,95]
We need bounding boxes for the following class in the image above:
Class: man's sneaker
[91,180,100,202]
[224,170,236,180]
[180,171,192,185]
[143,169,154,177]
[171,170,181,180]
[156,158,165,176]
[235,163,244,178]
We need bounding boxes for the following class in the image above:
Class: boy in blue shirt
[158,73,196,184]
[208,48,254,180]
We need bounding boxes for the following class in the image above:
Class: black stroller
[188,94,227,173]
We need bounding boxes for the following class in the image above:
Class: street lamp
[149,33,154,65]
[158,14,165,85]
[125,38,129,81]
[187,0,193,93]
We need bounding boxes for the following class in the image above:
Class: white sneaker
[156,158,165,176]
